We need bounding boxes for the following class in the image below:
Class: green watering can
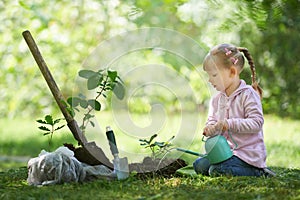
[177,132,238,164]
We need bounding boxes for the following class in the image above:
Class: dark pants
[193,155,264,177]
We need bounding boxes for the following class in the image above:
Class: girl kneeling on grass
[193,43,275,177]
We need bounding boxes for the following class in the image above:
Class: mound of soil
[129,157,188,178]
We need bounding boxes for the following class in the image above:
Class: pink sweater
[206,80,267,168]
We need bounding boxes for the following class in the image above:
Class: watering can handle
[201,131,238,150]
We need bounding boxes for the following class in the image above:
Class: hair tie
[225,48,232,56]
[230,57,238,65]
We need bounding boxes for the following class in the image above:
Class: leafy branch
[66,69,125,134]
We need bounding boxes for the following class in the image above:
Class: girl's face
[204,58,233,92]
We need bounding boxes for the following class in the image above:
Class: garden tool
[106,126,129,180]
[177,132,238,164]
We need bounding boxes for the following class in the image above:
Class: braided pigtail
[237,47,263,99]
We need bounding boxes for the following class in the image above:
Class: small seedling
[36,115,65,148]
[139,134,175,159]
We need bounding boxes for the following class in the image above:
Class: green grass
[0,166,299,199]
[0,114,299,199]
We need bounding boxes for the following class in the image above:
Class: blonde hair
[203,44,262,99]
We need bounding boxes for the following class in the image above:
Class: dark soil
[129,157,188,178]
[64,144,104,164]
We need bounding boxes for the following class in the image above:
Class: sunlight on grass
[263,115,300,168]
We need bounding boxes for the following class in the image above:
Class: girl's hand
[214,120,229,132]
[203,125,216,137]
[203,120,228,137]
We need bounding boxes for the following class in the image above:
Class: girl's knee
[193,157,210,175]
[208,165,232,177]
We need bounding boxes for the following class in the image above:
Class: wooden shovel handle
[22,30,87,145]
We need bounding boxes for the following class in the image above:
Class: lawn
[0,113,299,199]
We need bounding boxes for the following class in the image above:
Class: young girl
[193,43,275,177]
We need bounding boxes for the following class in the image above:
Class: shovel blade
[113,157,129,180]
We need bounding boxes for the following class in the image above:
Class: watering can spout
[176,148,206,157]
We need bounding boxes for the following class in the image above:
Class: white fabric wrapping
[27,146,113,186]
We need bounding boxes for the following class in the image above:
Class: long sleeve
[226,89,264,134]
[206,98,218,126]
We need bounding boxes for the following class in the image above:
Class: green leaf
[38,126,50,132]
[67,107,76,117]
[36,119,47,124]
[149,134,158,143]
[117,76,124,83]
[88,99,101,111]
[67,97,81,107]
[80,124,85,131]
[139,139,150,144]
[54,125,65,131]
[78,93,86,99]
[43,132,50,136]
[154,141,165,148]
[105,86,112,91]
[53,118,62,124]
[87,74,102,90]
[89,121,95,127]
[167,135,175,143]
[45,115,53,125]
[78,69,97,79]
[61,100,67,107]
[79,99,88,109]
[108,70,118,82]
[83,113,94,120]
[113,82,125,100]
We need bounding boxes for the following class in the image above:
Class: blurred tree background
[0,0,299,119]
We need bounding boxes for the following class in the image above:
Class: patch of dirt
[129,157,188,178]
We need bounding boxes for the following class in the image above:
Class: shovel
[106,126,129,180]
